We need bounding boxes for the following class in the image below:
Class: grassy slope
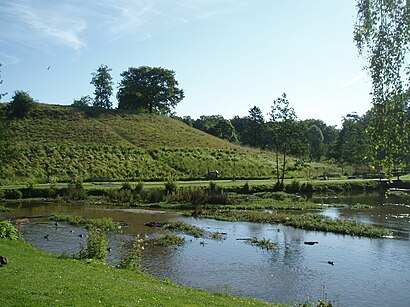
[0,103,337,184]
[0,239,277,306]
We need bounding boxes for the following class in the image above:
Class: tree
[7,90,35,118]
[334,113,369,174]
[91,65,114,109]
[117,66,184,115]
[0,63,7,100]
[354,0,410,174]
[193,115,238,142]
[72,95,93,108]
[307,125,324,161]
[268,93,304,188]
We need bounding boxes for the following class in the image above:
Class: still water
[2,196,410,307]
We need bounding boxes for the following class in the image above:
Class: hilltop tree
[7,90,35,119]
[354,0,410,174]
[72,95,93,108]
[117,66,184,115]
[0,63,7,100]
[91,64,113,109]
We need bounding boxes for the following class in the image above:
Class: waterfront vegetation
[195,209,391,238]
[246,237,279,250]
[151,233,185,246]
[0,205,13,212]
[0,238,275,306]
[165,221,205,238]
[50,215,119,232]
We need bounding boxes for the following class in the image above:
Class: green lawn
[0,239,281,306]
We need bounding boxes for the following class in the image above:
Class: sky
[0,0,373,127]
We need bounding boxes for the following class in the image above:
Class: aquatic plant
[151,234,185,246]
[197,210,392,238]
[246,237,278,250]
[165,221,204,238]
[50,215,118,232]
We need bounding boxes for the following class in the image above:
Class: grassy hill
[0,103,336,184]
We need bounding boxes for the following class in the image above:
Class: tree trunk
[281,150,286,186]
[275,151,280,186]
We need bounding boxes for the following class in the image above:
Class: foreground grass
[0,239,278,307]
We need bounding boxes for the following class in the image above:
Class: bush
[241,181,251,194]
[140,189,165,203]
[108,188,135,203]
[4,189,22,199]
[78,226,107,261]
[0,220,20,240]
[7,90,35,118]
[165,178,178,195]
[134,181,144,194]
[285,179,301,193]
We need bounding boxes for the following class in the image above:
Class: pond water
[2,194,410,307]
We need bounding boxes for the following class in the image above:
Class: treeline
[179,100,410,176]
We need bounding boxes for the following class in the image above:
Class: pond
[2,195,410,307]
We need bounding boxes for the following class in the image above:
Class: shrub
[165,178,178,195]
[285,179,301,193]
[4,189,22,199]
[0,205,13,212]
[78,226,108,261]
[241,181,251,194]
[120,182,133,191]
[0,220,20,240]
[134,181,144,194]
[7,90,35,118]
[108,188,135,203]
[117,235,146,270]
[140,189,165,203]
[300,182,313,194]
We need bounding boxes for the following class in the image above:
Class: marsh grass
[165,221,204,238]
[246,237,278,250]
[50,215,118,232]
[197,209,392,238]
[151,233,185,246]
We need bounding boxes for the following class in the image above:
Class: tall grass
[0,103,339,184]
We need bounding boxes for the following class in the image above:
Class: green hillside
[0,103,334,184]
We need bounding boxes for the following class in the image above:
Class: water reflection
[1,198,410,307]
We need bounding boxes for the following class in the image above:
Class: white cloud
[0,1,87,51]
[341,72,365,88]
[0,0,246,51]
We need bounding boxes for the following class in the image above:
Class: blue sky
[0,0,372,126]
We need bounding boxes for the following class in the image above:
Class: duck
[44,235,50,240]
[327,261,334,266]
[304,241,319,245]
